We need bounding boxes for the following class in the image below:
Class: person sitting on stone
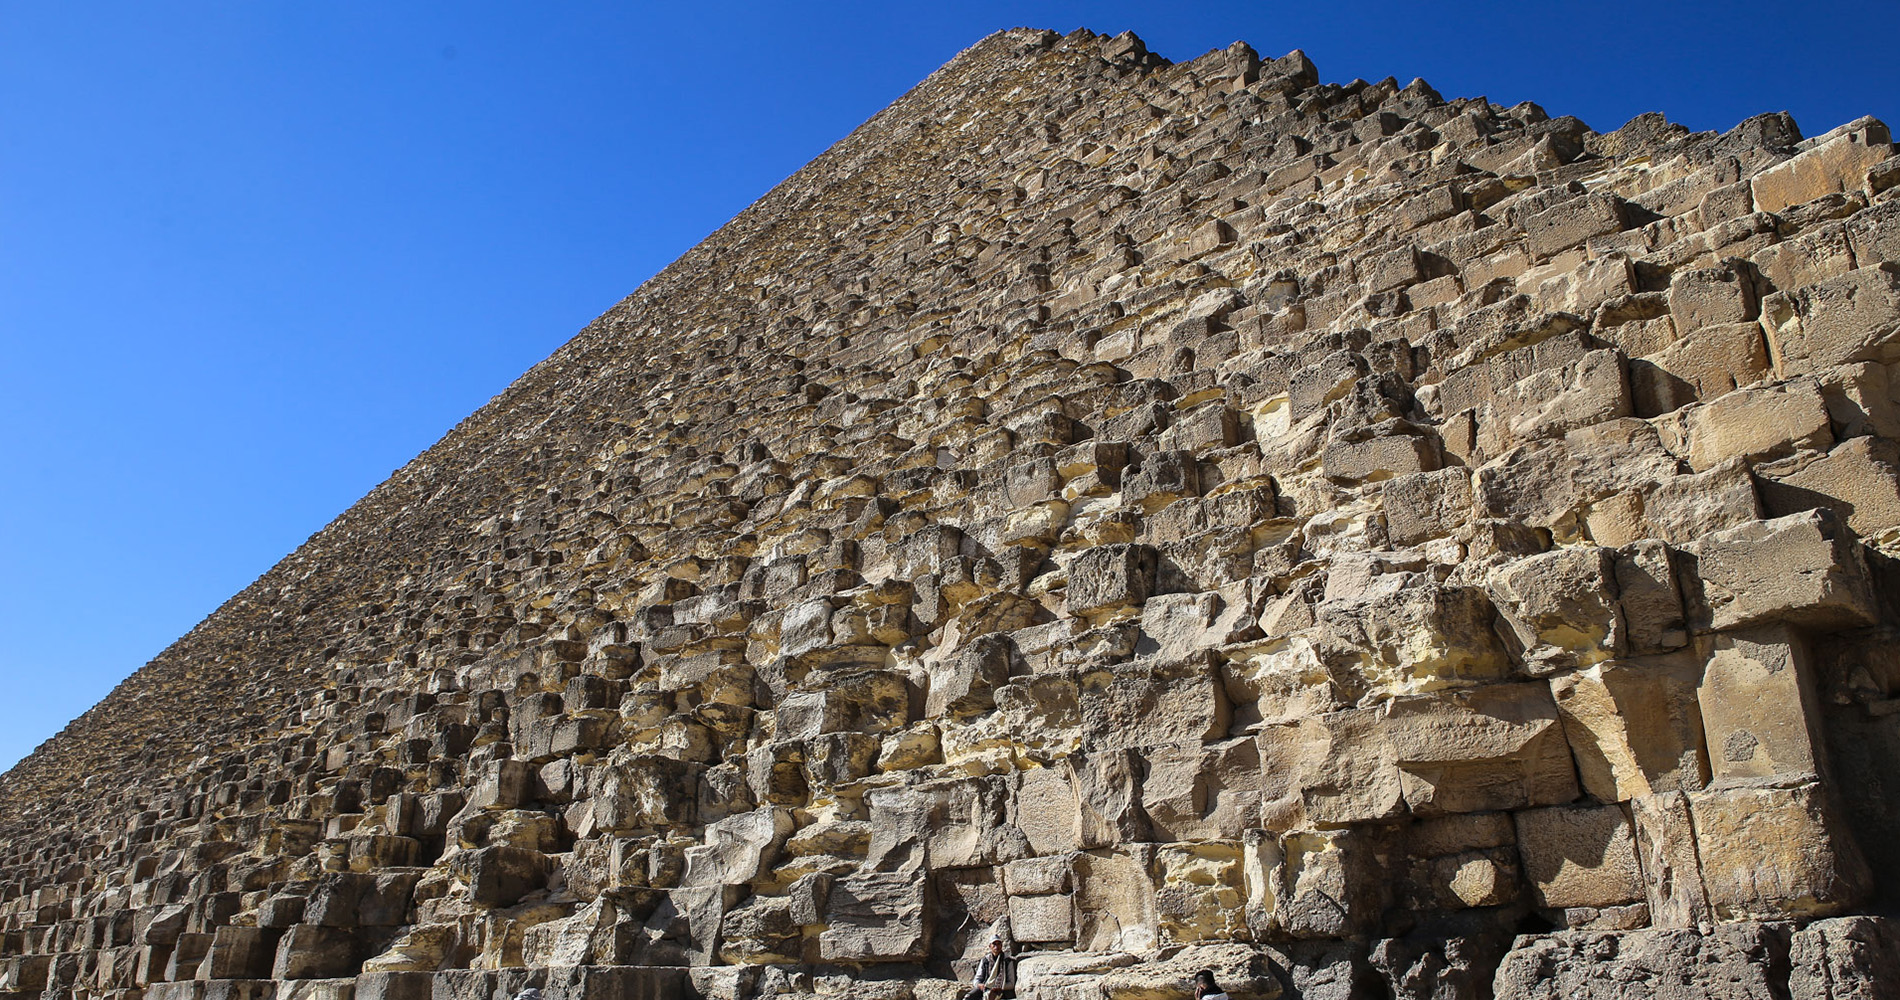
[1193,970,1230,1000]
[966,937,1016,999]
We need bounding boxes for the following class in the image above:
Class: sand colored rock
[4,24,1900,1000]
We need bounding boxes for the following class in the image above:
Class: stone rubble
[5,24,1900,1000]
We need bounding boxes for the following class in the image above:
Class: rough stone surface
[4,25,1900,1000]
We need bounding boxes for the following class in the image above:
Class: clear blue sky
[3,1,1895,772]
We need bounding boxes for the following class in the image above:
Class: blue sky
[3,1,1896,772]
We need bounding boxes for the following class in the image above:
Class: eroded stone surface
[4,25,1900,1000]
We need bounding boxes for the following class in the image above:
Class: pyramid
[6,25,1900,998]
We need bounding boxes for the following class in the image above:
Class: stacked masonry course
[8,25,1900,1000]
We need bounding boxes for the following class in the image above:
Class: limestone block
[1760,435,1900,537]
[1523,194,1628,261]
[1123,450,1201,512]
[1150,839,1256,947]
[1094,943,1284,1000]
[1752,117,1894,213]
[1761,263,1900,378]
[1269,829,1388,939]
[1551,653,1708,801]
[1381,467,1475,546]
[774,670,909,737]
[1073,849,1160,953]
[1689,781,1870,920]
[1697,625,1825,781]
[1788,916,1900,1000]
[1668,261,1757,332]
[680,807,791,888]
[1492,924,1790,1000]
[467,759,533,812]
[1013,766,1082,856]
[587,755,697,831]
[1629,791,1713,929]
[1222,635,1347,731]
[456,846,547,908]
[1315,575,1513,696]
[1817,360,1900,440]
[203,925,278,979]
[1640,457,1766,545]
[717,895,801,965]
[272,925,358,980]
[1614,540,1687,654]
[1513,803,1644,910]
[1007,892,1074,944]
[1141,738,1264,841]
[1629,322,1770,417]
[1506,348,1634,442]
[743,741,806,808]
[1068,749,1151,848]
[1754,222,1859,294]
[1321,432,1439,483]
[1066,543,1158,617]
[1385,683,1579,815]
[1687,508,1875,634]
[1486,546,1625,673]
[1671,379,1833,472]
[818,871,932,963]
[865,775,1020,870]
[1257,708,1404,830]
[1078,659,1229,751]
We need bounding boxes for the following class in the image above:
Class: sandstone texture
[6,25,1900,1000]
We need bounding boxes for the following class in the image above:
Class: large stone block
[1486,546,1625,674]
[820,878,931,965]
[1668,261,1757,332]
[1380,467,1475,546]
[1315,575,1513,696]
[1760,435,1900,537]
[1257,708,1405,830]
[1266,828,1390,939]
[1551,652,1708,801]
[1384,682,1580,816]
[1686,509,1877,632]
[275,925,360,980]
[1761,263,1900,377]
[1141,737,1264,841]
[1698,625,1826,781]
[1788,916,1900,1000]
[1493,923,1790,1000]
[1628,790,1713,929]
[1066,543,1159,617]
[1513,803,1644,910]
[1671,379,1833,472]
[1752,116,1894,213]
[1523,194,1628,260]
[1688,781,1870,920]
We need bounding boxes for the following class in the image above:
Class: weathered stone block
[1687,509,1877,632]
[1487,546,1625,673]
[1523,194,1628,260]
[1752,116,1893,213]
[1551,653,1708,800]
[1385,683,1579,815]
[1760,435,1900,537]
[1066,543,1158,617]
[1761,263,1900,377]
[817,872,929,962]
[1514,803,1644,910]
[274,925,359,981]
[1689,781,1870,920]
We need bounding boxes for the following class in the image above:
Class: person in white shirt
[1194,969,1230,1000]
[966,937,1015,999]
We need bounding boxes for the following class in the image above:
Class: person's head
[1193,970,1221,995]
[989,938,1004,954]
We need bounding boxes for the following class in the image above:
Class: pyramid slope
[6,25,1900,997]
